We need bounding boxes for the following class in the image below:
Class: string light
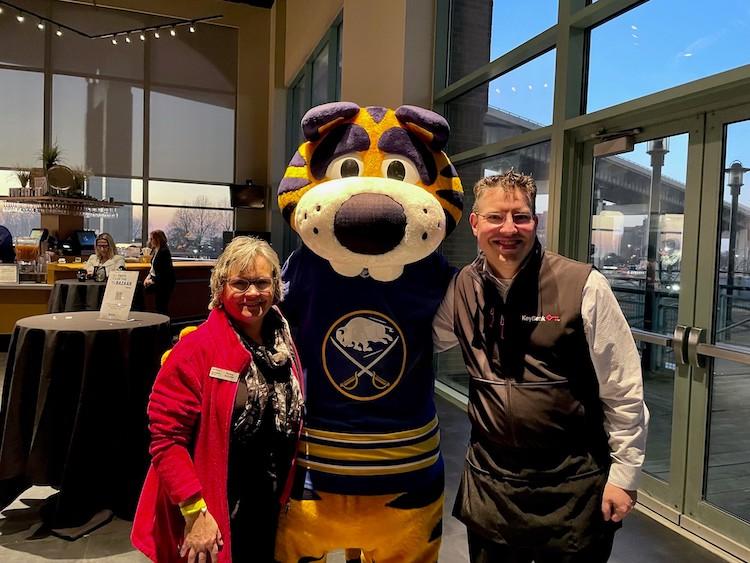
[139,32,146,41]
[154,30,160,39]
[16,11,24,23]
[125,35,131,43]
[111,36,118,45]
[56,28,63,37]
[37,20,44,30]
[170,26,176,37]
[189,25,196,33]
[0,6,4,15]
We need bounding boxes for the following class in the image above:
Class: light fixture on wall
[0,1,220,44]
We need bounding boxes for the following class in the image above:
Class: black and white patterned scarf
[232,309,303,440]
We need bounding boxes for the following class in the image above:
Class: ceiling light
[0,7,4,15]
[154,30,160,38]
[112,37,118,45]
[16,12,25,23]
[37,21,44,30]
[125,36,131,43]
[189,25,196,33]
[139,32,146,41]
[56,28,63,37]
[170,27,176,37]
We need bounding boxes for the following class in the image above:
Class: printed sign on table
[99,270,139,321]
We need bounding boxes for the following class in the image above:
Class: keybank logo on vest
[322,310,406,401]
[521,313,561,322]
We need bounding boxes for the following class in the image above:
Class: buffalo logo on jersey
[322,311,406,401]
[278,102,463,282]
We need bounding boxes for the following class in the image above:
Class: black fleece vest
[453,242,609,458]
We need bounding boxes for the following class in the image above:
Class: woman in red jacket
[131,236,304,563]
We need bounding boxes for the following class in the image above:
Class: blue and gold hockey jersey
[281,245,454,495]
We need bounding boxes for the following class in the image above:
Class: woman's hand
[180,510,223,563]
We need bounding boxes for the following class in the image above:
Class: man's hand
[601,483,637,522]
[180,510,223,563]
[144,276,154,288]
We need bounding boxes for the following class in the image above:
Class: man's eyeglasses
[475,212,534,226]
[226,277,273,293]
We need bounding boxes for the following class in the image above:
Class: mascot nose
[334,193,406,255]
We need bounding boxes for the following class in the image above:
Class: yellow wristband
[179,497,207,517]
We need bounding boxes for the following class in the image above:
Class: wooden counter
[1,260,215,335]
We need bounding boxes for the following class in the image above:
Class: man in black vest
[434,170,648,562]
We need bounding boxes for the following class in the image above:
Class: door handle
[687,326,707,368]
[673,325,689,366]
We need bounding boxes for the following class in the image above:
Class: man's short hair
[472,170,537,214]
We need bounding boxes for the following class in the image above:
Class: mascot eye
[326,156,364,179]
[381,157,419,184]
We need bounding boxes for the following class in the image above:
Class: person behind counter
[143,229,175,315]
[131,236,304,563]
[0,226,15,263]
[85,232,125,277]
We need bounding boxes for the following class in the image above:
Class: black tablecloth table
[48,279,145,314]
[0,311,170,534]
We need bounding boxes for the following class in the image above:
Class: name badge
[209,367,240,383]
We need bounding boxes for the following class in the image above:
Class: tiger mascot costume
[276,102,463,563]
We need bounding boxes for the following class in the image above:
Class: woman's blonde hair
[95,232,117,261]
[209,236,282,310]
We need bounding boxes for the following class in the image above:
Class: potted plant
[14,168,32,197]
[39,142,63,171]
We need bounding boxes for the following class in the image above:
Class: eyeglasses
[475,212,534,226]
[226,277,273,293]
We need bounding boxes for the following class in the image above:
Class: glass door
[584,117,705,522]
[681,106,750,558]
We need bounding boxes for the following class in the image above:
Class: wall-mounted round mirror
[47,165,75,194]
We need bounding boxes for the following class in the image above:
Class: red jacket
[131,307,303,562]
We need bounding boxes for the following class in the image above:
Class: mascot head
[278,102,463,281]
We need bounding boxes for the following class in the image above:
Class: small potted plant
[39,142,63,171]
[15,168,31,197]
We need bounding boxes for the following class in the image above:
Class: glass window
[448,0,557,84]
[52,75,144,177]
[437,142,551,395]
[0,69,44,168]
[149,180,230,208]
[149,206,233,259]
[0,9,44,69]
[85,204,143,245]
[311,45,330,107]
[86,177,143,204]
[289,77,308,153]
[51,28,144,81]
[0,169,41,240]
[590,133,688,335]
[150,87,235,183]
[716,119,750,347]
[151,24,237,94]
[587,0,750,113]
[445,50,555,155]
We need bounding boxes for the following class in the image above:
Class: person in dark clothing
[433,170,649,563]
[0,226,15,263]
[144,230,176,315]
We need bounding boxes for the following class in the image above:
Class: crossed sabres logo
[322,310,406,401]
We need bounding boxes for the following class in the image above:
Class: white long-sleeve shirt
[433,268,649,491]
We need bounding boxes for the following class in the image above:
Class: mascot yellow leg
[275,491,443,562]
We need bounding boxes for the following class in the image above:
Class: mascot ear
[302,101,361,142]
[394,105,450,151]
